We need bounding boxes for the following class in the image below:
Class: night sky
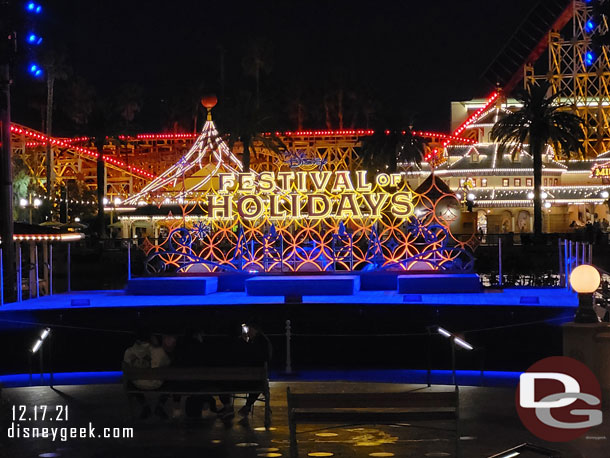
[11,0,536,135]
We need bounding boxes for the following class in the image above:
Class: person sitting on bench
[173,328,217,418]
[217,322,272,419]
[123,328,171,419]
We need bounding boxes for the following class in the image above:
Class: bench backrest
[287,387,459,411]
[122,363,268,383]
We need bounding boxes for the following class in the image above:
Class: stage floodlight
[26,2,42,13]
[102,197,109,205]
[527,191,534,199]
[19,198,28,207]
[114,197,122,206]
[586,20,595,32]
[33,198,42,207]
[601,190,609,199]
[31,327,51,354]
[467,193,475,201]
[585,51,595,66]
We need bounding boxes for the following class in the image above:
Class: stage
[0,286,578,311]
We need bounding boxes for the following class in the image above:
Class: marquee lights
[451,91,500,138]
[11,124,156,179]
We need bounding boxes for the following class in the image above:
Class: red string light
[10,124,156,179]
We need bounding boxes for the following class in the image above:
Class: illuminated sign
[202,170,414,221]
[591,163,610,178]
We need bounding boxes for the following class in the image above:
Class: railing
[0,241,73,304]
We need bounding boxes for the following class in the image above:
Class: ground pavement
[0,382,608,458]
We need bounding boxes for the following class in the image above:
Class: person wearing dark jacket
[236,323,272,418]
[173,329,216,418]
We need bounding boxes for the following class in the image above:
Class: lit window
[460,178,466,186]
[526,178,533,186]
[503,178,509,187]
[481,178,487,187]
[544,178,548,186]
[514,178,521,186]
[554,178,559,186]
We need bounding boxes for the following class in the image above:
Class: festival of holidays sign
[202,170,414,221]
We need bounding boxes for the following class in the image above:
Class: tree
[359,128,428,174]
[63,76,95,131]
[41,49,71,213]
[490,83,584,236]
[220,91,286,172]
[241,39,273,109]
[115,83,144,133]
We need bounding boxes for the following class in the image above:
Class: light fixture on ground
[437,326,474,386]
[570,264,601,323]
[31,327,51,353]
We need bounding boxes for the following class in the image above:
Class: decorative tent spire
[123,95,243,205]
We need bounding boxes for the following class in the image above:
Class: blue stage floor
[0,287,577,311]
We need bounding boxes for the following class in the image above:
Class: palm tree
[220,91,286,172]
[490,83,584,236]
[41,49,70,213]
[359,128,428,174]
[241,39,273,109]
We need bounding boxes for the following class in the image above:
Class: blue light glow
[26,2,41,13]
[0,369,522,388]
[28,63,44,78]
[27,33,42,45]
[586,20,595,32]
[585,51,595,66]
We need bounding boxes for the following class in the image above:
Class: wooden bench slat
[123,366,266,382]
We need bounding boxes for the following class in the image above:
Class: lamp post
[570,264,601,323]
[19,195,42,224]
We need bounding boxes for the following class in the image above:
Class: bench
[287,387,460,458]
[122,363,271,428]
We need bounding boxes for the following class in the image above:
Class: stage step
[127,277,218,296]
[397,274,482,294]
[246,275,360,296]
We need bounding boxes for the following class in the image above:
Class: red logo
[516,356,603,442]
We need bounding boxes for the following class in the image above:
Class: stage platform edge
[398,273,482,294]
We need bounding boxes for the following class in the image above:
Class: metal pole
[67,242,71,293]
[49,244,53,296]
[16,243,22,302]
[498,237,503,286]
[427,328,432,388]
[127,239,132,281]
[589,243,593,264]
[0,248,3,306]
[0,62,16,303]
[451,339,457,388]
[558,239,563,287]
[285,319,292,374]
[49,334,54,388]
[39,344,44,384]
[35,245,39,298]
